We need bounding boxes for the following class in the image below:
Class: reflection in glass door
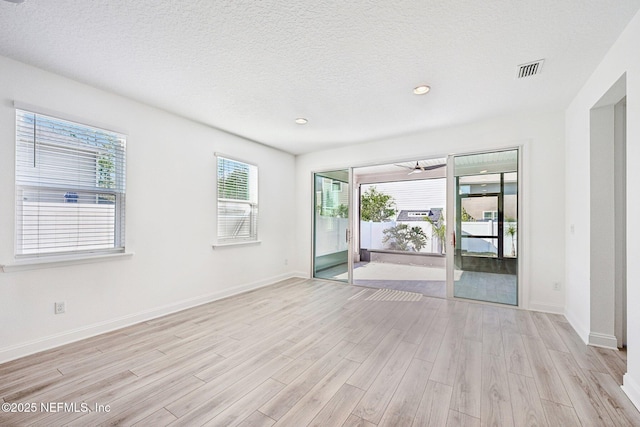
[450,149,519,305]
[313,170,350,282]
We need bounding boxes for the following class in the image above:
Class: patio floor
[337,262,449,299]
[330,261,517,305]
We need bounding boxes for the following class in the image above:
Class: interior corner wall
[294,110,567,313]
[589,105,617,348]
[565,8,640,409]
[0,55,297,363]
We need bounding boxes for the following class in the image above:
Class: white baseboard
[565,309,590,344]
[528,301,564,314]
[588,332,619,349]
[0,272,301,364]
[563,311,618,349]
[291,270,309,279]
[623,373,640,411]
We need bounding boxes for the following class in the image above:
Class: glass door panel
[450,150,519,305]
[313,170,350,282]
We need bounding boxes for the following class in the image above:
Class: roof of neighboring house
[397,208,442,222]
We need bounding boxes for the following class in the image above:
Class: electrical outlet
[553,282,561,291]
[54,301,65,314]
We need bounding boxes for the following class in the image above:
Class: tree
[97,154,116,203]
[360,187,396,222]
[407,226,429,252]
[425,215,446,254]
[461,206,475,222]
[219,168,249,200]
[97,155,115,189]
[335,204,349,218]
[507,223,517,256]
[382,224,428,252]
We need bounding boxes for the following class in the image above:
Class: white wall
[360,179,447,215]
[295,111,566,313]
[565,8,640,409]
[0,55,297,363]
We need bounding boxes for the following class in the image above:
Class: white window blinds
[216,155,258,243]
[15,109,127,257]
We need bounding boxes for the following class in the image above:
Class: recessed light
[295,118,308,125]
[480,169,488,174]
[413,85,431,95]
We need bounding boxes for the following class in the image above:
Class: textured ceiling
[1,1,639,154]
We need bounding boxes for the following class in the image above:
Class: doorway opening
[351,159,447,298]
[589,73,627,350]
[311,150,522,308]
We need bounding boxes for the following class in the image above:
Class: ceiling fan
[395,161,445,175]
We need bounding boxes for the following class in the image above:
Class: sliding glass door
[313,170,351,282]
[448,149,519,305]
[311,152,520,307]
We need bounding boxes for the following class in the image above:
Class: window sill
[212,240,262,249]
[0,252,134,273]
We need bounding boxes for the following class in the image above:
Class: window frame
[14,105,127,258]
[483,210,498,220]
[215,153,259,246]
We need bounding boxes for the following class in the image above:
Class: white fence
[360,220,442,254]
[360,220,517,256]
[19,201,116,255]
[317,218,517,258]
[315,216,349,257]
[460,221,517,256]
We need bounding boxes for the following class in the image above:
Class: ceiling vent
[516,59,544,78]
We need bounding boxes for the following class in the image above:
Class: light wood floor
[1,278,638,426]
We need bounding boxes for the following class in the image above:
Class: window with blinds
[216,155,258,243]
[15,109,127,257]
